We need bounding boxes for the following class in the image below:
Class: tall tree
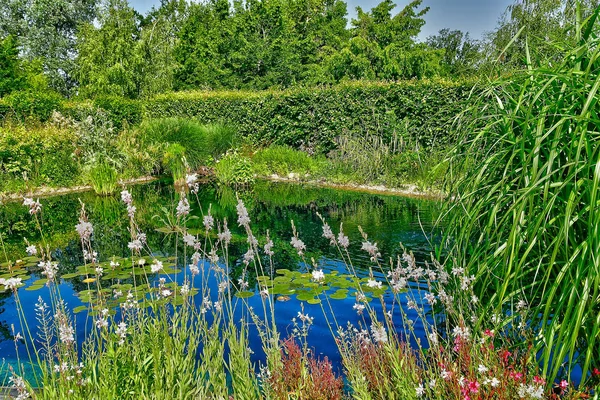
[76,0,142,98]
[0,0,97,95]
[488,0,599,69]
[0,35,25,96]
[427,29,481,76]
[325,0,440,81]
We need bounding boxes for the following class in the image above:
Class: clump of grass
[252,145,322,177]
[88,160,118,195]
[140,118,237,170]
[443,6,600,384]
[162,143,187,185]
[214,149,254,187]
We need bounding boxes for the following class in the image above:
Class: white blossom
[75,219,93,241]
[311,269,325,282]
[236,199,250,227]
[176,197,190,217]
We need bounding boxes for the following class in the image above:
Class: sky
[129,0,515,41]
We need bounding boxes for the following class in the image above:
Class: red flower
[468,380,480,394]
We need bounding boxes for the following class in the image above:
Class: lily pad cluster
[251,269,390,304]
[0,256,40,293]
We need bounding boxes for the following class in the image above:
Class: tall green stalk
[443,6,600,385]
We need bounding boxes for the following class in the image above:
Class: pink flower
[533,376,546,385]
[468,380,480,393]
[559,380,568,390]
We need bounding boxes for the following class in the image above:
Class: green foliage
[0,35,25,97]
[0,0,97,94]
[426,28,481,76]
[88,160,119,195]
[252,146,322,177]
[0,125,80,192]
[443,10,600,384]
[76,0,142,99]
[140,118,208,170]
[70,108,123,167]
[202,123,238,159]
[162,143,187,184]
[214,150,254,187]
[1,90,63,122]
[145,80,473,153]
[486,0,599,71]
[92,96,143,130]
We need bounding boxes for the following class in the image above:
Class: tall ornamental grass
[443,5,600,384]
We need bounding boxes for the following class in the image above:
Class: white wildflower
[26,245,37,256]
[236,199,250,227]
[151,259,163,274]
[203,214,214,231]
[370,323,387,343]
[290,236,306,256]
[75,219,93,241]
[311,269,325,283]
[176,197,190,217]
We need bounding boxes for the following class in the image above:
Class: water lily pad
[235,291,254,299]
[329,289,349,300]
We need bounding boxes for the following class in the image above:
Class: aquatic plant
[88,160,118,195]
[214,149,254,187]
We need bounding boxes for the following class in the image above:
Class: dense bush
[0,91,64,122]
[92,96,143,130]
[0,125,80,192]
[144,81,474,153]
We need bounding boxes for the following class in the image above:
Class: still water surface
[0,180,443,379]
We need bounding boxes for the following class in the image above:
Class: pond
[0,180,443,380]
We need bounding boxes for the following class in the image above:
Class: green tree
[427,28,481,76]
[0,0,97,95]
[0,35,25,96]
[76,0,142,98]
[136,0,187,96]
[487,0,599,69]
[324,0,440,81]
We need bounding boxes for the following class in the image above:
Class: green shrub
[203,123,238,159]
[0,125,79,191]
[92,96,142,130]
[88,160,118,195]
[252,145,321,177]
[162,142,187,184]
[214,150,254,187]
[140,118,209,169]
[1,90,63,122]
[143,80,475,153]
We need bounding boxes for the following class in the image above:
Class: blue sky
[129,0,514,41]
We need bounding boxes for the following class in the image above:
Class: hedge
[1,81,476,152]
[143,80,475,152]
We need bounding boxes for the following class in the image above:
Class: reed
[443,5,600,384]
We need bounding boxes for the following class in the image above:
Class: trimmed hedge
[1,81,476,152]
[0,91,64,122]
[144,80,475,152]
